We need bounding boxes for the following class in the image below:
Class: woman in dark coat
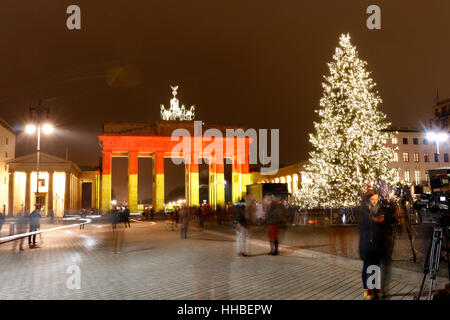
[359,189,393,299]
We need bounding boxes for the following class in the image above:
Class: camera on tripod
[413,168,449,224]
[414,168,450,300]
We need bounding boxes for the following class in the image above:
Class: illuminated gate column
[152,152,165,211]
[185,153,199,207]
[208,160,216,208]
[231,156,241,203]
[101,151,112,213]
[208,157,224,210]
[215,160,225,209]
[128,151,138,213]
[240,162,252,199]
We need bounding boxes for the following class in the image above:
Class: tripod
[389,200,417,263]
[416,222,450,300]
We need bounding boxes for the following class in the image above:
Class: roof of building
[102,120,250,137]
[6,152,82,174]
[0,117,15,134]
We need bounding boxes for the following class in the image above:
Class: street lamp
[26,101,54,210]
[426,131,448,167]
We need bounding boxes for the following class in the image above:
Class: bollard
[9,222,14,236]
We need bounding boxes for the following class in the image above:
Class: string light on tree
[296,33,396,209]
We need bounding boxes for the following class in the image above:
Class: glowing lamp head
[42,123,54,134]
[426,132,437,141]
[25,124,36,134]
[438,132,448,142]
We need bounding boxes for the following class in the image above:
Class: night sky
[1,1,449,201]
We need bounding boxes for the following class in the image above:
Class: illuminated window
[424,153,430,162]
[414,171,421,185]
[394,170,400,183]
[414,152,419,162]
[426,173,430,184]
[403,152,409,162]
[392,137,398,144]
[393,152,398,162]
[404,170,410,183]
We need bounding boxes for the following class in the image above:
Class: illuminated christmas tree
[297,34,396,209]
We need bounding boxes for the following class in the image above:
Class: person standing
[0,211,4,237]
[124,207,131,228]
[29,206,42,248]
[358,190,393,300]
[266,197,281,256]
[234,198,250,257]
[150,207,155,221]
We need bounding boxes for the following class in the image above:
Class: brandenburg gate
[98,87,252,213]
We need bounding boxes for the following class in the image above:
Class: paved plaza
[0,219,447,300]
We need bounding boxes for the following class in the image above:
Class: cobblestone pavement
[0,220,446,300]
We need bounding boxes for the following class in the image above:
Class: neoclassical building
[0,118,16,215]
[6,152,99,216]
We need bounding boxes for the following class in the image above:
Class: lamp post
[426,132,448,168]
[25,102,54,210]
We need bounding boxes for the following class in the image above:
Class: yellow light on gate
[25,124,36,134]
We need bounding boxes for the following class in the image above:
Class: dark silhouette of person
[358,190,395,300]
[150,207,155,221]
[111,209,119,229]
[124,207,131,228]
[0,211,4,237]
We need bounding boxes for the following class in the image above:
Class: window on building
[5,138,8,145]
[403,152,409,162]
[414,171,421,185]
[404,170,410,183]
[426,173,430,184]
[413,138,418,145]
[424,153,430,162]
[392,137,398,144]
[393,152,398,162]
[4,151,7,159]
[402,138,408,144]
[444,153,449,163]
[38,179,45,187]
[434,153,439,163]
[414,152,420,162]
[423,138,428,145]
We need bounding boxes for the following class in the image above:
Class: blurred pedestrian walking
[179,205,190,239]
[234,198,250,257]
[29,205,42,248]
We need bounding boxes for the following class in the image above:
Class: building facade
[0,118,16,215]
[253,127,449,195]
[6,152,100,216]
[385,127,450,190]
